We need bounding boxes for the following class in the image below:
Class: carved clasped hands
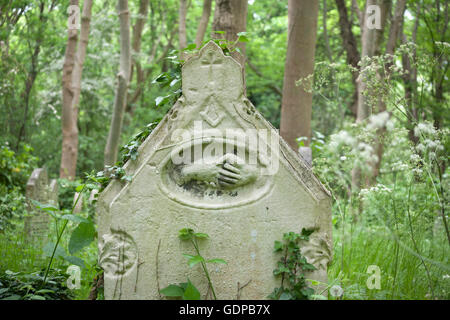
[178,153,258,189]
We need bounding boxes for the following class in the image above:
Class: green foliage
[0,269,74,300]
[0,144,38,192]
[0,144,38,230]
[160,280,201,300]
[269,229,317,300]
[161,228,227,300]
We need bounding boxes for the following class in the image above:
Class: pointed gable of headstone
[97,41,332,300]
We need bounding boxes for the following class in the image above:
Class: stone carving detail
[159,135,273,209]
[200,97,225,127]
[99,229,138,278]
[301,234,332,270]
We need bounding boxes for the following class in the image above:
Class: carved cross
[201,50,223,84]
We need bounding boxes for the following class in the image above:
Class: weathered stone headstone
[97,41,332,300]
[24,168,58,241]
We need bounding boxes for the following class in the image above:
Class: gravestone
[24,168,58,241]
[97,41,332,300]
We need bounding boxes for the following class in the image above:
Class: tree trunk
[280,0,320,151]
[195,0,213,48]
[372,0,407,180]
[335,0,361,117]
[179,0,188,52]
[356,0,390,122]
[60,0,93,180]
[351,0,390,192]
[126,0,149,114]
[104,0,131,167]
[60,0,79,179]
[212,0,248,67]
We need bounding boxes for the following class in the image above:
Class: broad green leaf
[64,256,86,269]
[31,200,58,211]
[182,280,200,300]
[206,259,227,265]
[61,214,89,224]
[75,184,85,192]
[160,284,184,297]
[68,222,96,254]
[43,242,66,259]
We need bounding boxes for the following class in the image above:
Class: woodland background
[0,0,448,300]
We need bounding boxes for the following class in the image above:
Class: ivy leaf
[182,43,197,51]
[68,222,96,254]
[301,228,316,239]
[274,240,283,252]
[155,96,170,107]
[160,284,184,297]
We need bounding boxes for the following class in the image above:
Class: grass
[328,220,450,300]
[0,217,99,300]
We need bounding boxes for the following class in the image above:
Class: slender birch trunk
[104,0,131,167]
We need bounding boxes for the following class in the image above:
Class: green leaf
[2,295,21,300]
[279,292,293,300]
[194,232,209,239]
[35,289,55,294]
[31,200,58,211]
[274,240,283,252]
[187,255,204,268]
[75,184,85,192]
[64,256,86,269]
[160,284,184,297]
[28,295,46,300]
[43,242,66,259]
[183,43,197,51]
[68,222,96,254]
[61,214,89,224]
[301,228,315,238]
[237,35,249,42]
[182,280,200,300]
[178,228,194,241]
[206,258,227,265]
